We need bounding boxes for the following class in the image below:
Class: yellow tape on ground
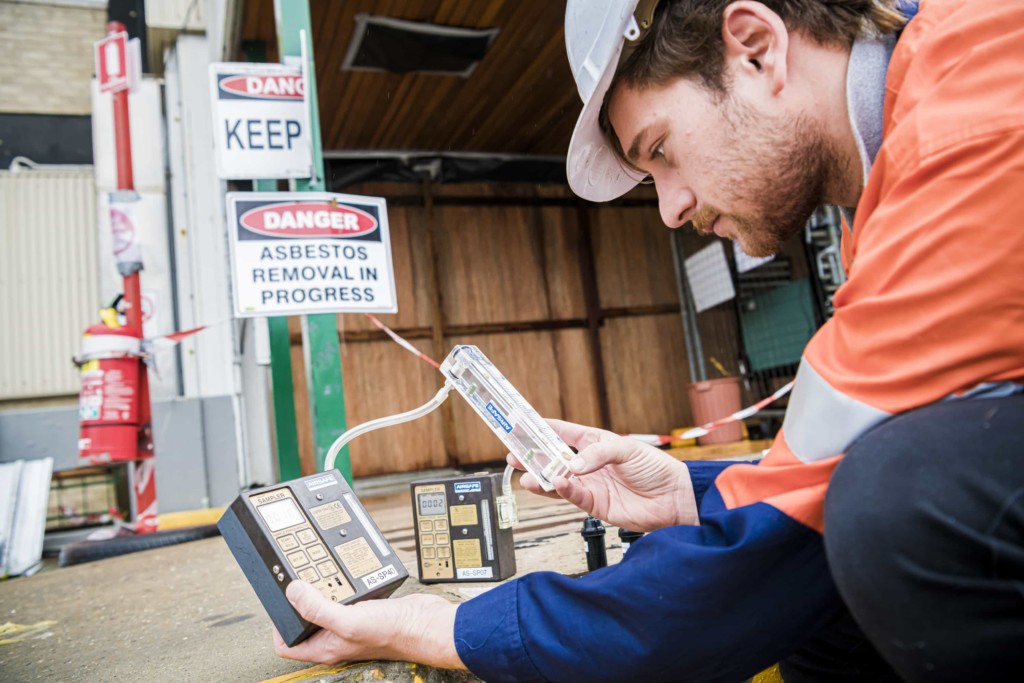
[0,620,58,646]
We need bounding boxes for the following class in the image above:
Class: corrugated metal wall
[0,167,98,400]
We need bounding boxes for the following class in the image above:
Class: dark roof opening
[341,15,499,78]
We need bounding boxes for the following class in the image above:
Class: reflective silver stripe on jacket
[782,358,891,463]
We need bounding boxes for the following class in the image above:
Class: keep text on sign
[226,192,398,317]
[210,63,313,179]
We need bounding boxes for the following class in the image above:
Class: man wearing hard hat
[275,1,1024,680]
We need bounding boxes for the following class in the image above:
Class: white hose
[502,463,515,498]
[324,383,453,472]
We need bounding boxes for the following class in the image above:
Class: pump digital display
[257,497,304,532]
[417,492,446,516]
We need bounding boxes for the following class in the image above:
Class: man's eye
[650,144,665,161]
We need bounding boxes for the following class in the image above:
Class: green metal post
[274,0,350,482]
[266,313,302,481]
[246,39,302,483]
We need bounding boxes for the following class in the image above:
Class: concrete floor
[0,487,600,682]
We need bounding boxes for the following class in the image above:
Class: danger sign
[226,192,398,317]
[210,63,313,179]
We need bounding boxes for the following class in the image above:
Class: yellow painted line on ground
[752,664,784,683]
[260,663,361,682]
[260,661,435,682]
[157,508,225,530]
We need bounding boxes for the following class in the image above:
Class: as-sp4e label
[454,481,482,493]
[485,402,513,433]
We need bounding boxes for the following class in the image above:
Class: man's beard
[710,99,843,257]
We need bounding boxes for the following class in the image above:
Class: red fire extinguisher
[76,304,144,464]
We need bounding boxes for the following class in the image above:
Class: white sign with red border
[226,192,398,317]
[95,32,141,94]
[210,63,313,179]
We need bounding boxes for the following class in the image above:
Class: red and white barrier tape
[141,314,792,443]
[362,314,793,444]
[364,314,441,369]
[145,323,214,350]
[627,380,793,446]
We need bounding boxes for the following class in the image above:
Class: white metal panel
[164,36,236,399]
[144,0,206,30]
[166,35,274,489]
[0,167,98,399]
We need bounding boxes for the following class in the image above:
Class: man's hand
[273,581,465,670]
[510,418,698,532]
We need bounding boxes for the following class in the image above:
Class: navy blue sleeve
[454,485,843,683]
[685,460,744,511]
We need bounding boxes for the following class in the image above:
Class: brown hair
[599,0,907,165]
[629,0,904,91]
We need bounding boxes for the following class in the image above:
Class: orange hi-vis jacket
[454,1,1024,681]
[716,0,1024,531]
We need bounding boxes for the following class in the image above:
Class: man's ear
[721,1,789,95]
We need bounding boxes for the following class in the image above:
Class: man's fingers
[506,453,525,471]
[519,472,562,499]
[552,476,593,513]
[568,437,641,475]
[546,418,615,451]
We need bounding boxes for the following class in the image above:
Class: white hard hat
[565,0,661,202]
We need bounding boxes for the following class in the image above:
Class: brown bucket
[687,378,743,445]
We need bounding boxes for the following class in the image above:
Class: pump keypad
[252,488,356,603]
[413,483,454,580]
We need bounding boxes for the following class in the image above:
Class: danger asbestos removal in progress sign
[209,62,313,179]
[226,192,398,317]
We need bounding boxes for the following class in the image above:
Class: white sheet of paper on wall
[733,241,775,273]
[685,241,735,313]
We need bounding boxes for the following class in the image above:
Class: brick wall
[0,1,106,115]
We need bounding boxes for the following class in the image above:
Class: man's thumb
[286,580,332,627]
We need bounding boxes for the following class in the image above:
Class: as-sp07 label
[304,474,337,492]
[454,481,482,493]
[485,402,513,433]
[457,567,494,580]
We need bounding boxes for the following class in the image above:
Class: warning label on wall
[226,192,398,317]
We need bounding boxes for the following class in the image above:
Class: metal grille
[0,165,98,399]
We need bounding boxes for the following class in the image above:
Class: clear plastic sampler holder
[440,345,575,492]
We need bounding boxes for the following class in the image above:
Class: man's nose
[657,185,696,229]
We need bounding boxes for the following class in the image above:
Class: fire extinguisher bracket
[80,334,142,360]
